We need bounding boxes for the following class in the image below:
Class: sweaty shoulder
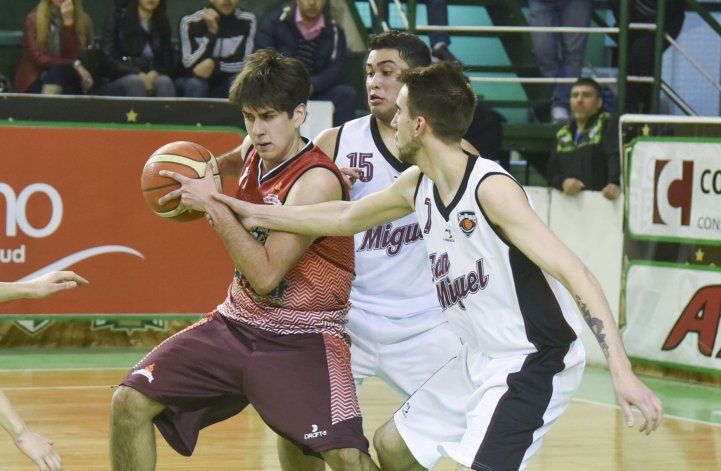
[313,127,342,161]
[476,164,526,224]
[288,165,344,205]
[396,165,423,208]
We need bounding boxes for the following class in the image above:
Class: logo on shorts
[401,402,411,418]
[131,363,156,383]
[457,211,477,237]
[304,424,327,440]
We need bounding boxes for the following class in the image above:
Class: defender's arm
[477,174,662,434]
[213,166,422,237]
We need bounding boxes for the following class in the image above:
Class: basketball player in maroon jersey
[110,50,378,471]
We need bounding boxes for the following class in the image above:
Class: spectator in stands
[0,73,12,93]
[14,0,94,95]
[546,77,620,200]
[99,0,175,97]
[425,0,458,62]
[376,1,458,62]
[175,0,256,98]
[255,0,356,126]
[529,0,592,123]
[610,0,686,113]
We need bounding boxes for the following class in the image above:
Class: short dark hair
[228,49,312,116]
[398,62,477,143]
[368,30,431,68]
[571,77,602,98]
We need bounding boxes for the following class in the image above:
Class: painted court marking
[3,367,721,429]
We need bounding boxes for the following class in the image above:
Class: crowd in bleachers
[8,0,359,125]
[0,0,693,195]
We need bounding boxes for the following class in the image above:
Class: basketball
[141,141,223,222]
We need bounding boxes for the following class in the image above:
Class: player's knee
[322,447,364,468]
[373,420,398,456]
[111,386,159,422]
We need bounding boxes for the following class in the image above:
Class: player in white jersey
[276,31,476,470]
[212,61,663,470]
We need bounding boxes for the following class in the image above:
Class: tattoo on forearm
[575,295,609,358]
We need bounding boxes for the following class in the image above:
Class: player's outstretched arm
[0,271,88,303]
[212,166,421,237]
[1,389,62,470]
[477,175,663,435]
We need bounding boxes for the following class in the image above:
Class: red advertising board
[0,122,244,317]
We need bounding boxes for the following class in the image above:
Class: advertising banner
[0,122,243,317]
[620,115,721,378]
[624,261,721,374]
[627,138,721,245]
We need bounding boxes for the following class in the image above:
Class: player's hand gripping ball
[141,141,222,222]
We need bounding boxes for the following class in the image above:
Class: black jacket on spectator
[101,1,174,80]
[178,4,256,81]
[546,111,620,191]
[255,4,346,96]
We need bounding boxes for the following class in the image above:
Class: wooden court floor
[1,369,720,470]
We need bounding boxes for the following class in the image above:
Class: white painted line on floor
[572,397,721,428]
[2,385,116,391]
[0,367,129,372]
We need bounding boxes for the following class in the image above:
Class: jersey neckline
[370,115,412,173]
[432,154,478,222]
[257,137,312,185]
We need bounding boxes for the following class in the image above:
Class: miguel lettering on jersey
[429,252,489,311]
[356,222,422,256]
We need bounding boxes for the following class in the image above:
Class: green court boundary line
[571,397,721,428]
[0,314,203,321]
[625,259,721,273]
[0,119,245,134]
[628,355,721,377]
[625,137,721,246]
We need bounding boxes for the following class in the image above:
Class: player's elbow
[335,209,363,236]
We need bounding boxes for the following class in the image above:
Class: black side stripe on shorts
[473,246,576,470]
[472,345,570,471]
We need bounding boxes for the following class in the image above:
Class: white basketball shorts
[394,340,585,470]
[346,305,462,398]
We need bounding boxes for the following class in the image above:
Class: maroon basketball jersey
[217,141,355,341]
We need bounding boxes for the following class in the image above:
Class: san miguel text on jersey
[429,252,489,311]
[356,222,423,256]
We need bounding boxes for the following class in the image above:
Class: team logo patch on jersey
[263,193,281,205]
[457,211,477,237]
[131,363,156,383]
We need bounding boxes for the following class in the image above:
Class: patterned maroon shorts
[121,312,368,457]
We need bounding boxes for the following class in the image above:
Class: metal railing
[357,0,721,117]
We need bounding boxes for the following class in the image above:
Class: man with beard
[211,61,663,471]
